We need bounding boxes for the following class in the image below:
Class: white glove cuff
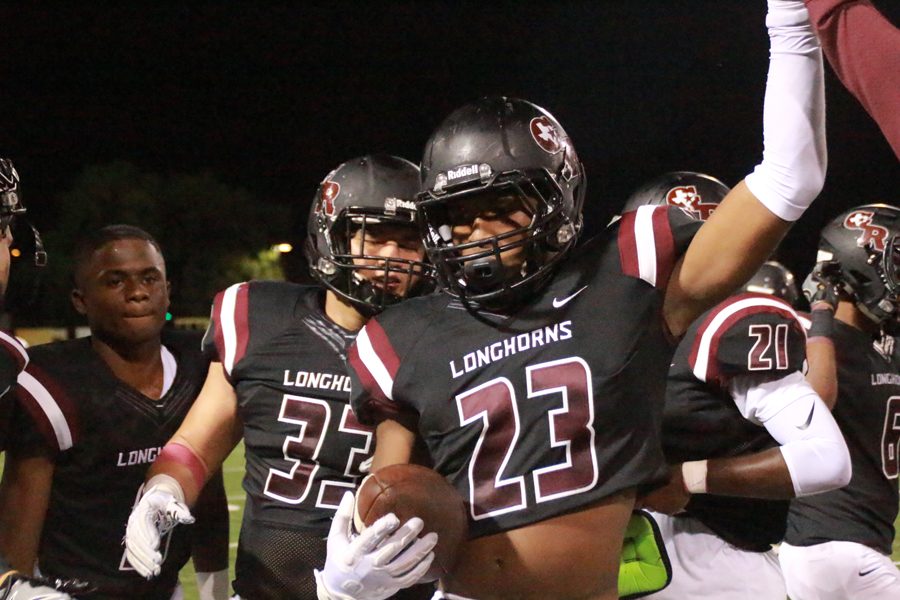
[314,569,354,600]
[145,473,186,503]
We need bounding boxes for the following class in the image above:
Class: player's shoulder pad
[347,296,437,427]
[203,281,310,376]
[14,341,80,452]
[0,331,28,397]
[615,206,702,289]
[688,292,806,384]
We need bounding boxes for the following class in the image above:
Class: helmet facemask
[0,159,46,267]
[418,167,579,307]
[864,232,900,333]
[314,206,433,316]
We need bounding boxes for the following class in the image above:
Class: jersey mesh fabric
[785,321,900,554]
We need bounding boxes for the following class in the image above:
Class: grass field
[177,444,900,600]
[5,442,898,599]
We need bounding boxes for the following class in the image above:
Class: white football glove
[124,474,195,579]
[0,570,87,600]
[315,491,438,600]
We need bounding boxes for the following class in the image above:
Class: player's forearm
[745,0,827,222]
[371,419,416,472]
[0,454,53,572]
[667,186,792,334]
[804,338,838,409]
[701,449,796,499]
[147,436,212,506]
[666,3,827,334]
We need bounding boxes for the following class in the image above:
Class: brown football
[353,463,468,581]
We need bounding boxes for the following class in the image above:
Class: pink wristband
[156,441,209,491]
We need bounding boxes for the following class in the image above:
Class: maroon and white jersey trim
[349,319,400,403]
[0,331,28,373]
[618,206,676,288]
[690,295,804,383]
[16,370,73,451]
[213,282,250,376]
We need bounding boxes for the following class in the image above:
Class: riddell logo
[666,185,717,221]
[447,165,479,181]
[843,210,889,251]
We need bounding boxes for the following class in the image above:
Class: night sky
[3,2,898,281]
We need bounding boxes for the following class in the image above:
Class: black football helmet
[305,155,432,315]
[742,260,801,307]
[0,158,46,267]
[621,171,730,221]
[416,97,585,305]
[0,158,26,234]
[817,203,900,329]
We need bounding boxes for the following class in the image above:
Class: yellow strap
[0,569,19,587]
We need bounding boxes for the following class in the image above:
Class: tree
[16,162,290,326]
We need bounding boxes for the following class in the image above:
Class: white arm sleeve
[729,371,851,497]
[744,0,827,221]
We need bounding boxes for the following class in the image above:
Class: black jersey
[204,281,377,599]
[785,321,900,555]
[0,331,29,451]
[348,206,700,539]
[664,292,807,551]
[11,331,209,600]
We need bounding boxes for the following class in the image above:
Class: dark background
[1,2,898,316]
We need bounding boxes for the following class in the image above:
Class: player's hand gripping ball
[354,464,467,582]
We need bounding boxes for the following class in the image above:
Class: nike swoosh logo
[552,285,588,308]
[859,567,877,577]
[796,402,816,430]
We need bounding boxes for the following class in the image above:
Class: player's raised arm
[665,0,827,336]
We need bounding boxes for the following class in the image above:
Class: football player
[124,155,438,600]
[0,225,230,599]
[342,1,829,598]
[780,204,900,599]
[624,172,850,599]
[0,159,87,600]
